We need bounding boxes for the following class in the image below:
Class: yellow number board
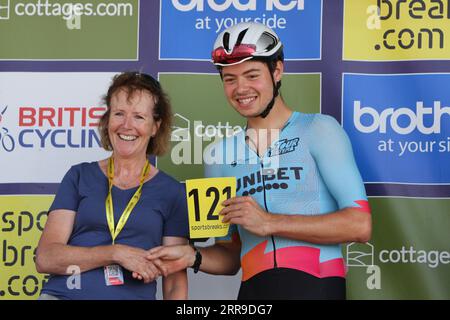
[185,177,236,239]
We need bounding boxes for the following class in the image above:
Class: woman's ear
[152,119,162,137]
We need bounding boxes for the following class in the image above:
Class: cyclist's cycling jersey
[204,112,370,282]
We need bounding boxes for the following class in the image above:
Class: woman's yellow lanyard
[105,157,150,245]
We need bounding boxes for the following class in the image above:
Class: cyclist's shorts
[237,268,346,300]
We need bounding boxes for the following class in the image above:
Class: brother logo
[171,0,305,12]
[353,100,450,135]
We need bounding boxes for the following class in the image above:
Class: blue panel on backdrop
[160,0,322,60]
[342,73,450,185]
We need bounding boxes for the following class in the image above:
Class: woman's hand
[112,244,162,283]
[145,244,195,277]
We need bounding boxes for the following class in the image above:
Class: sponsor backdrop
[0,0,449,299]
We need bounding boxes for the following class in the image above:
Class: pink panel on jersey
[354,200,371,214]
[241,240,346,281]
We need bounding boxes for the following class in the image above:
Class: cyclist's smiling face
[221,60,281,118]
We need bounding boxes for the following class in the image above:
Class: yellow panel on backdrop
[344,0,450,61]
[0,196,52,300]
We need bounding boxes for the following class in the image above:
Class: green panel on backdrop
[0,0,138,59]
[282,73,321,113]
[157,73,321,181]
[345,197,450,299]
[157,73,243,182]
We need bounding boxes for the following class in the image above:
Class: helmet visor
[211,44,257,66]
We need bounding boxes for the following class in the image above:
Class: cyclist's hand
[220,196,272,237]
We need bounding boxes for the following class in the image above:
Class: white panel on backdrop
[157,268,242,300]
[0,72,115,183]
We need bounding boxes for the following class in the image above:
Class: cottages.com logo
[170,113,243,165]
[0,0,134,21]
[346,242,450,290]
[346,242,450,269]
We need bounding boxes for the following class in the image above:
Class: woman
[35,72,188,300]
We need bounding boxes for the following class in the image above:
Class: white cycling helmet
[212,22,283,66]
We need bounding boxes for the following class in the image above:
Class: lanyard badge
[104,157,150,286]
[104,264,125,286]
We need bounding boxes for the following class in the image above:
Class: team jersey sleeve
[309,115,370,213]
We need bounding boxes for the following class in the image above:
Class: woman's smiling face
[108,89,159,159]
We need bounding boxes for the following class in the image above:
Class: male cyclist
[148,22,371,299]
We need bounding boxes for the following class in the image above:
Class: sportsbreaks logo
[2,106,106,151]
[343,0,450,61]
[160,0,322,60]
[343,73,450,185]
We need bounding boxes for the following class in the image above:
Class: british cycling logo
[1,105,106,151]
[0,106,15,152]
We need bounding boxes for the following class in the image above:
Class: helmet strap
[259,65,281,118]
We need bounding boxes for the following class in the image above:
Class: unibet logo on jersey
[159,0,322,60]
[342,73,450,185]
